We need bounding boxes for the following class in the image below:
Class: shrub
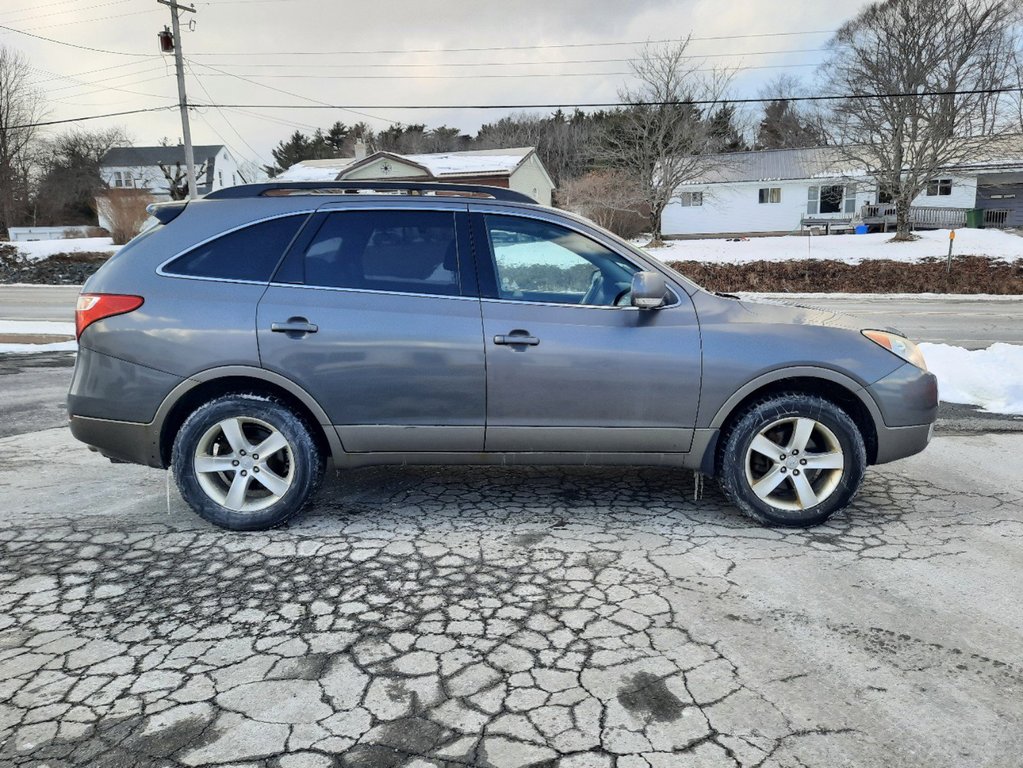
[95,189,154,245]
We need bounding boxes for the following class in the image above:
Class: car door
[472,209,702,453]
[257,202,486,452]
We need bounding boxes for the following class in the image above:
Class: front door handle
[271,318,319,335]
[493,331,539,346]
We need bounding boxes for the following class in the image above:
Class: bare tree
[158,159,208,200]
[0,46,44,235]
[596,40,733,245]
[559,169,648,238]
[825,0,1021,241]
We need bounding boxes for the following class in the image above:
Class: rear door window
[164,215,305,282]
[302,209,460,296]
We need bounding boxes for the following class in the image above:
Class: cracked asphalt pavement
[2,354,1022,767]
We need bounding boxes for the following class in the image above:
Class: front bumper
[866,362,939,464]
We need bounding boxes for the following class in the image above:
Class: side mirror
[631,271,668,309]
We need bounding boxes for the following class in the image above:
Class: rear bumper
[69,414,164,468]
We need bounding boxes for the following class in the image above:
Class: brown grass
[665,256,1023,294]
[95,189,154,245]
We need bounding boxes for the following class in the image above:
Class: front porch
[859,203,1011,231]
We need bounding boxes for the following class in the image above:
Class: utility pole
[157,0,197,199]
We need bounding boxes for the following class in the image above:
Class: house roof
[276,147,538,183]
[685,136,1023,186]
[101,145,225,168]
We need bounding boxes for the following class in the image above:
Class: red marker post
[947,229,956,274]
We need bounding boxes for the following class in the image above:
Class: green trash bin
[965,208,984,228]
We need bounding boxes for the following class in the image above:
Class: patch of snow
[405,153,524,177]
[0,340,76,354]
[640,228,1023,265]
[14,237,119,262]
[0,320,75,335]
[920,342,1023,415]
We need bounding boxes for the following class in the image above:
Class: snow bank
[642,228,1023,265]
[14,238,119,262]
[920,342,1023,415]
[0,340,77,354]
[0,320,76,336]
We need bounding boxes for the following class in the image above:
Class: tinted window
[484,215,639,306]
[303,210,459,296]
[165,215,304,281]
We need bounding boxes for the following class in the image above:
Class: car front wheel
[172,393,324,531]
[717,393,867,527]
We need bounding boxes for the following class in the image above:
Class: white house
[663,140,1023,237]
[99,144,242,198]
[276,145,555,206]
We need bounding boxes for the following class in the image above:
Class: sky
[0,0,876,172]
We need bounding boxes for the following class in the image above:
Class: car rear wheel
[172,394,324,530]
[717,393,866,527]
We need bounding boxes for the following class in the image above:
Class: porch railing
[860,204,968,229]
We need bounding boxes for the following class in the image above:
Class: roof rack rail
[204,181,537,204]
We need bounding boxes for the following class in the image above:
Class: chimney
[354,138,367,161]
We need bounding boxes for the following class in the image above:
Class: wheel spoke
[791,472,819,509]
[253,467,289,496]
[750,434,786,460]
[802,451,844,470]
[751,465,787,500]
[253,430,289,460]
[194,456,237,474]
[219,418,250,454]
[224,472,251,509]
[789,417,816,453]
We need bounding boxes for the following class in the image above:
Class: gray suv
[69,181,938,530]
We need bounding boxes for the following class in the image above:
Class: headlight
[862,330,927,370]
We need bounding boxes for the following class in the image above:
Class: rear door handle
[271,318,319,335]
[493,331,539,346]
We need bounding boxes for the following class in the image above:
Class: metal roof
[687,137,1023,186]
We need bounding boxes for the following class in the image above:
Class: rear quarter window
[163,215,306,282]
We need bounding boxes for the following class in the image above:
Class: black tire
[717,393,866,527]
[171,393,325,531]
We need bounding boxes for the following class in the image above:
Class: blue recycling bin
[855,225,868,234]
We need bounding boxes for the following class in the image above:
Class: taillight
[75,293,144,340]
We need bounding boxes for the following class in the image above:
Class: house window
[111,171,135,189]
[759,187,781,204]
[807,184,852,215]
[680,191,703,207]
[218,171,223,187]
[926,178,952,196]
[232,173,237,186]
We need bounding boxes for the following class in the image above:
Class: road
[1,354,1022,767]
[748,293,1023,349]
[2,285,1021,349]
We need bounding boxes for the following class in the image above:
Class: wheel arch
[155,366,342,467]
[706,367,882,474]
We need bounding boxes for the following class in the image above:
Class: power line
[0,23,156,56]
[186,58,400,125]
[22,8,160,32]
[14,85,1019,131]
[193,48,828,70]
[196,62,821,81]
[0,0,133,26]
[196,86,1023,111]
[9,106,177,129]
[188,30,836,57]
[185,60,266,164]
